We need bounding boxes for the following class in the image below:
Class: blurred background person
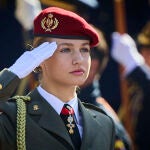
[0,0,24,70]
[78,26,132,150]
[111,21,150,150]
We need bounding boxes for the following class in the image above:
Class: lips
[70,69,85,75]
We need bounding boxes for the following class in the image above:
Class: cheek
[89,60,99,75]
[87,56,91,67]
[40,57,57,75]
[44,57,70,75]
[87,58,91,74]
[142,52,150,67]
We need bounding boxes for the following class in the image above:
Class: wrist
[124,54,145,75]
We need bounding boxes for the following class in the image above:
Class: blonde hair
[33,36,49,48]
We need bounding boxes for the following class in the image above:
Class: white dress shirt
[37,85,83,137]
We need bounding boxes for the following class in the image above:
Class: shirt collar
[37,85,79,119]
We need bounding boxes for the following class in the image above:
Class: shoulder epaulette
[82,102,107,116]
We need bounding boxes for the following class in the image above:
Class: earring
[33,66,42,73]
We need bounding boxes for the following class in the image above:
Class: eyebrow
[58,42,90,47]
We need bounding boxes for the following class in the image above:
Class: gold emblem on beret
[41,13,59,32]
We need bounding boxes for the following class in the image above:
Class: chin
[69,77,87,86]
[75,80,86,86]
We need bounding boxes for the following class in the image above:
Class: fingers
[111,32,121,41]
[46,42,58,57]
[8,41,58,79]
[111,32,137,51]
[121,34,136,47]
[31,42,57,59]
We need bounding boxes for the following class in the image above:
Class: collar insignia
[33,105,39,111]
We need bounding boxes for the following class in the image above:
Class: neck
[41,83,77,103]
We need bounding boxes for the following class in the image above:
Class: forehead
[46,37,90,46]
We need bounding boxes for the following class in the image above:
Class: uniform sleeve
[0,69,20,100]
[127,66,150,93]
[0,102,17,149]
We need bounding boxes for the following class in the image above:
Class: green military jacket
[0,69,115,150]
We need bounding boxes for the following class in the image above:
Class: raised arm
[0,42,57,100]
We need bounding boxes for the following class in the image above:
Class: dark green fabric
[0,69,115,150]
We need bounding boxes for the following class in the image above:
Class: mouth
[70,69,85,76]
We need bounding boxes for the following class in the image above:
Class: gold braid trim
[13,96,31,150]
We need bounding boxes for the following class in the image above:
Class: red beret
[34,7,99,47]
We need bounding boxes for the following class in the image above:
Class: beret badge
[41,14,59,32]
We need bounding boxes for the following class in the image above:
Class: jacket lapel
[27,89,108,150]
[27,89,74,148]
[79,101,107,150]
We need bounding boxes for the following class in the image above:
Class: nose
[72,51,83,65]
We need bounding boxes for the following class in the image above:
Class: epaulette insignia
[82,102,107,115]
[33,104,39,111]
[115,139,125,150]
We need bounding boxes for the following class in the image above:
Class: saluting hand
[8,42,57,79]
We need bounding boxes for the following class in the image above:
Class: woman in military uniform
[0,7,115,150]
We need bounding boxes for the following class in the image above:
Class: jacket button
[0,84,2,90]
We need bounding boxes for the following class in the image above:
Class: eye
[80,48,90,53]
[60,48,71,53]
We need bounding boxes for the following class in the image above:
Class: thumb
[111,32,121,43]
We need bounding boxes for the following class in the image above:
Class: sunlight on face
[40,38,91,88]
